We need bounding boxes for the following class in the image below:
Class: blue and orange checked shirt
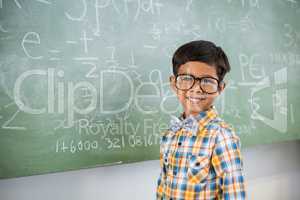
[156,106,246,200]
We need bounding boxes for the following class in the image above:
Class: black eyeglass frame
[175,73,221,94]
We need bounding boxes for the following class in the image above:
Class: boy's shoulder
[204,116,239,141]
[160,129,173,137]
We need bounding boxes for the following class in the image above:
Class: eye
[202,78,217,85]
[181,75,193,81]
[177,75,194,81]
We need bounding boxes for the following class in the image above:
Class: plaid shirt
[156,106,246,200]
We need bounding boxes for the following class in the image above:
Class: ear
[218,80,226,94]
[169,75,177,93]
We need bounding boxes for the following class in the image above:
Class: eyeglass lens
[175,74,218,93]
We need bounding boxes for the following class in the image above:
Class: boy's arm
[156,170,164,199]
[156,132,167,199]
[156,153,164,199]
[212,127,246,200]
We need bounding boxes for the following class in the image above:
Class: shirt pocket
[187,154,210,184]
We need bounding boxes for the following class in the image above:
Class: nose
[190,79,204,93]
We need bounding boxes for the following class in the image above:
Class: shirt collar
[168,106,218,136]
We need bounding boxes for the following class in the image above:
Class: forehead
[178,61,217,78]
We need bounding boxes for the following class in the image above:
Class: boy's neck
[182,106,214,119]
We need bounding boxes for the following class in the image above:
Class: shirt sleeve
[156,153,164,199]
[156,134,167,199]
[156,171,163,199]
[211,126,246,200]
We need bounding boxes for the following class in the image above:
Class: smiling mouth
[186,96,206,103]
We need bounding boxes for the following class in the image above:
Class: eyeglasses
[175,74,220,94]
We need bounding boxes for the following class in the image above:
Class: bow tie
[169,115,199,136]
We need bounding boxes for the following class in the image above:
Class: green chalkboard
[0,0,299,179]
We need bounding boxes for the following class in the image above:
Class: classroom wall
[0,140,299,200]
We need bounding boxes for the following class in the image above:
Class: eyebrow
[177,73,218,80]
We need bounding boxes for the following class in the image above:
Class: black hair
[172,40,231,82]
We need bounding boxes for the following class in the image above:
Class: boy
[156,40,246,200]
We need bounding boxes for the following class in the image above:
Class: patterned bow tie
[169,114,199,136]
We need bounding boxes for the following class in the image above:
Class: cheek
[176,91,187,102]
[202,95,217,103]
[175,90,218,107]
[203,97,215,105]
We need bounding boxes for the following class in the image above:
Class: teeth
[188,97,204,99]
[187,96,205,102]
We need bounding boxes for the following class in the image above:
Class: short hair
[172,40,231,82]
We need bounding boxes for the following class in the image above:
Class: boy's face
[169,61,225,117]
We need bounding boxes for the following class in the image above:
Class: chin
[185,104,210,114]
[185,106,203,115]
